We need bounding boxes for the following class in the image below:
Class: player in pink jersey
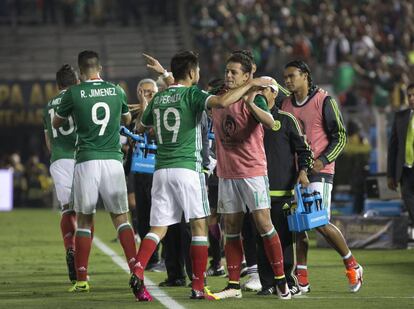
[281,60,363,293]
[210,52,291,300]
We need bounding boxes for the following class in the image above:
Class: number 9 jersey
[141,84,211,172]
[57,80,129,163]
[43,90,77,163]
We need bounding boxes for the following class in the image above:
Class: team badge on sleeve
[272,120,281,131]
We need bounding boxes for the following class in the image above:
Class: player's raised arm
[244,90,274,129]
[133,88,150,134]
[142,53,175,86]
[207,77,273,109]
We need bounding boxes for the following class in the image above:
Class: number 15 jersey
[43,90,77,163]
[57,80,129,163]
[141,84,211,172]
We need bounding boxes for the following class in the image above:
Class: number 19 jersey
[57,80,129,163]
[43,90,76,163]
[141,84,211,172]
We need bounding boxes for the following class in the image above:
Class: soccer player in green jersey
[128,50,272,301]
[53,50,137,293]
[43,64,79,284]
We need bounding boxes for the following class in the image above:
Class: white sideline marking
[93,237,185,309]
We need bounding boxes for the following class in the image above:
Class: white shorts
[50,159,75,208]
[217,176,270,214]
[307,181,333,218]
[150,168,210,226]
[73,160,128,215]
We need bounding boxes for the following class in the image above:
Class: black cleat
[257,286,276,296]
[159,278,186,287]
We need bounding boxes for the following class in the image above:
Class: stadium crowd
[191,0,414,110]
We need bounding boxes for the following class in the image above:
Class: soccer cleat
[212,284,242,299]
[298,283,310,293]
[256,286,276,296]
[206,265,226,277]
[289,285,302,297]
[159,278,186,287]
[130,274,153,301]
[346,265,363,293]
[190,287,219,300]
[241,273,262,291]
[68,281,89,293]
[275,282,291,300]
[66,248,76,284]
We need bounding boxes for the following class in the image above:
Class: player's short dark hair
[226,52,252,74]
[407,83,414,92]
[170,51,199,81]
[231,50,255,64]
[56,64,78,89]
[78,50,100,72]
[285,60,315,94]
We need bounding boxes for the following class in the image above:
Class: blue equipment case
[287,184,329,232]
[120,126,156,174]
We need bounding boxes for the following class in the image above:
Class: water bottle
[138,135,146,158]
[302,192,314,213]
[313,191,322,211]
[147,140,157,159]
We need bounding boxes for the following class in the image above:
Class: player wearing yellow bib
[129,50,273,301]
[53,50,137,293]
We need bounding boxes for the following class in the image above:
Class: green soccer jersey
[141,84,211,171]
[43,90,76,163]
[57,80,129,163]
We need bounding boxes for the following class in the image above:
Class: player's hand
[297,169,310,187]
[243,89,261,104]
[318,88,328,95]
[142,53,165,74]
[137,89,148,107]
[387,177,397,191]
[250,77,273,88]
[311,158,324,174]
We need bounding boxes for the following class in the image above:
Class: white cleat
[276,282,291,300]
[346,265,364,293]
[213,286,242,299]
[241,273,262,292]
[298,283,310,293]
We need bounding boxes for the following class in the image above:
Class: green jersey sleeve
[117,85,129,114]
[57,88,73,118]
[254,94,270,112]
[141,99,154,126]
[189,86,211,113]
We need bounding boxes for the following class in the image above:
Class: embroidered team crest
[272,120,281,131]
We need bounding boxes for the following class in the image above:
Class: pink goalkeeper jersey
[281,91,335,175]
[212,98,267,179]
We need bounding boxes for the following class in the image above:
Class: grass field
[1,209,413,309]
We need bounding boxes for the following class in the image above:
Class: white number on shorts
[92,102,110,136]
[48,109,75,138]
[154,107,181,144]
